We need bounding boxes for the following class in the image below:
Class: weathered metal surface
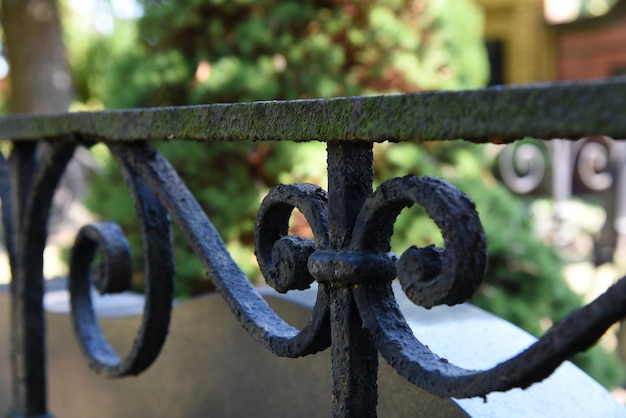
[326,142,378,418]
[254,183,328,293]
[349,175,487,308]
[113,142,332,358]
[3,78,626,417]
[6,142,76,417]
[354,273,626,399]
[0,78,626,144]
[68,144,174,377]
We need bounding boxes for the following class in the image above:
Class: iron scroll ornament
[69,141,332,363]
[67,152,175,377]
[60,142,626,400]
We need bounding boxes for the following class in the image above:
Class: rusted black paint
[67,149,175,378]
[76,223,132,295]
[308,250,397,285]
[8,142,75,417]
[254,183,329,293]
[3,79,626,416]
[353,273,626,399]
[326,142,378,418]
[350,175,487,308]
[115,142,332,358]
[330,286,378,418]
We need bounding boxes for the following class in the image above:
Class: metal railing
[498,136,626,265]
[1,78,626,417]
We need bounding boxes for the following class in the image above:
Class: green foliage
[74,0,488,108]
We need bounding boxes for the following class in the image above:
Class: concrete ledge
[0,283,624,417]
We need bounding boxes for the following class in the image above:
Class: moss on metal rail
[1,78,626,143]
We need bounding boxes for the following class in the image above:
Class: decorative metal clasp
[255,175,487,308]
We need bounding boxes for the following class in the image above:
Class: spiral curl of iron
[67,148,174,377]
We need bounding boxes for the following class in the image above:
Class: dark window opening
[486,40,505,86]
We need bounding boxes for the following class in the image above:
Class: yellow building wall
[475,0,556,84]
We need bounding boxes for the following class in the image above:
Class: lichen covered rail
[1,78,626,417]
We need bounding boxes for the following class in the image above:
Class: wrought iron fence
[497,135,626,265]
[1,78,626,417]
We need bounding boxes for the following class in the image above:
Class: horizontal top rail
[1,78,626,144]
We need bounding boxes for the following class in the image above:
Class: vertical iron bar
[9,142,51,417]
[551,140,572,248]
[0,152,15,270]
[615,141,626,239]
[327,141,378,418]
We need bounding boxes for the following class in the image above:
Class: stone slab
[0,283,624,417]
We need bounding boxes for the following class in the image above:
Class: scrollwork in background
[498,136,621,197]
[497,140,550,194]
[573,136,616,193]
